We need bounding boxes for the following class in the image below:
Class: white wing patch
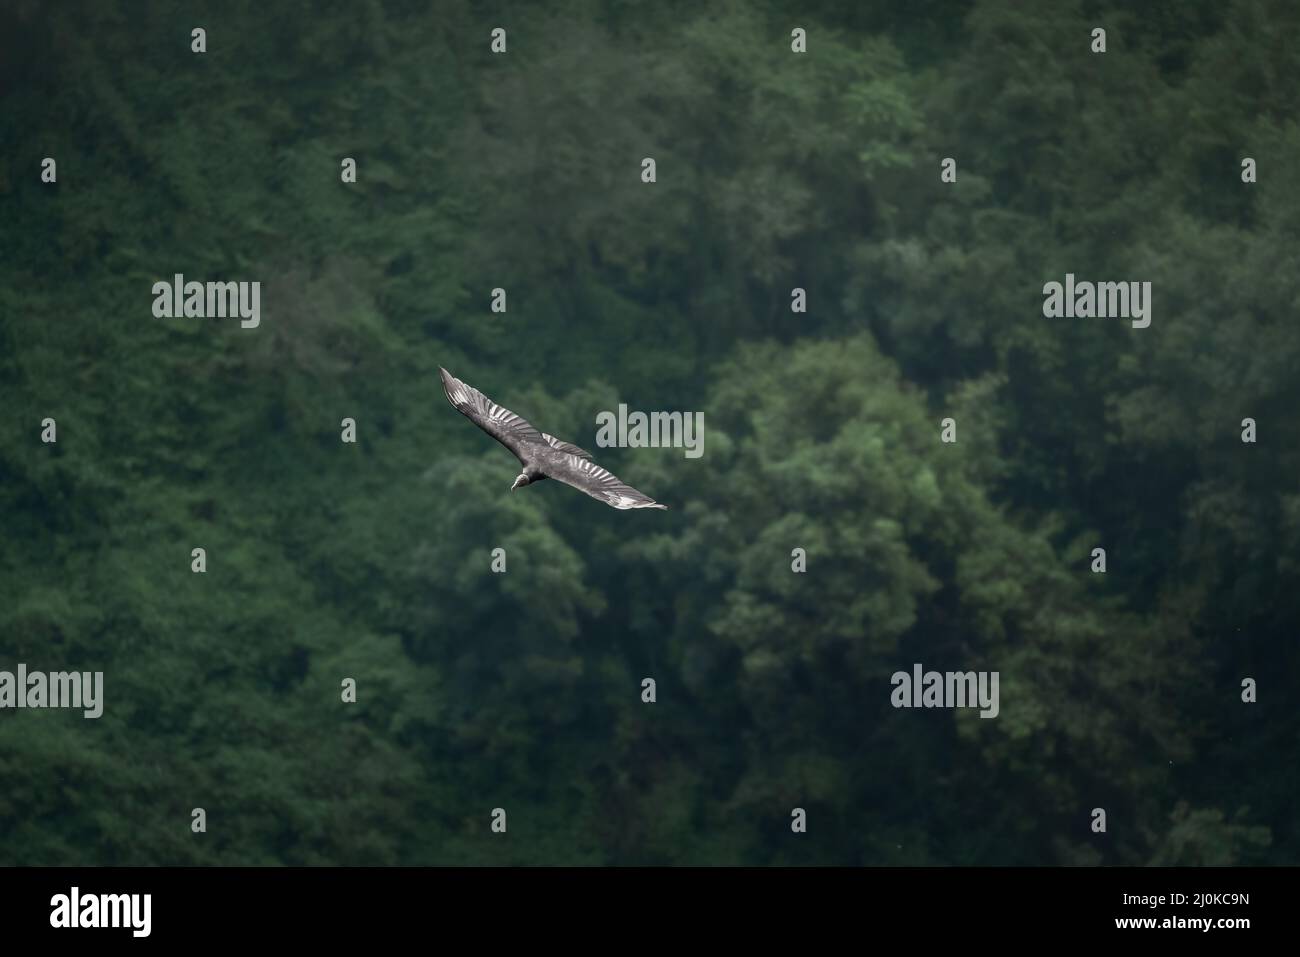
[551,454,668,509]
[439,368,545,453]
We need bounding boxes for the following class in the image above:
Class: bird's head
[511,474,529,491]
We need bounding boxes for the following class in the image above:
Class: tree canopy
[0,0,1292,865]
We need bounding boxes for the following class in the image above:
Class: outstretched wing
[542,453,667,510]
[439,367,545,461]
[541,433,593,460]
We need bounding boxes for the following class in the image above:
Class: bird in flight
[439,367,668,510]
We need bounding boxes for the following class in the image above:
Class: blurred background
[0,0,1296,865]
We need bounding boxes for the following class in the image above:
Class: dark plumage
[439,367,668,510]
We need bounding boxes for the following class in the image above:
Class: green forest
[0,0,1296,865]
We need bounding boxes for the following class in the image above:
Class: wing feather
[541,433,593,459]
[542,453,667,510]
[439,367,544,460]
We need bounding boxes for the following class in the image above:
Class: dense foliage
[0,0,1294,864]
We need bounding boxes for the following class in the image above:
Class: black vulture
[439,367,668,511]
